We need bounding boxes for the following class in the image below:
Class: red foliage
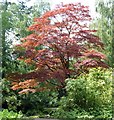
[9,3,108,94]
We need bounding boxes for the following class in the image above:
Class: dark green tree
[1,0,50,77]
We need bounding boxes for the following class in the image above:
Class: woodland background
[0,0,113,119]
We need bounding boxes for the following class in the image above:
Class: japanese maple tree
[9,3,108,95]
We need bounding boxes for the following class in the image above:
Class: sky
[1,0,97,18]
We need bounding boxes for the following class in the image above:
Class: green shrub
[0,109,23,119]
[53,107,94,119]
[2,81,58,117]
[21,92,50,116]
[53,67,112,119]
[2,78,58,116]
[2,79,21,111]
[66,67,112,109]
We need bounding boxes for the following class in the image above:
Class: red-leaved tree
[9,3,108,96]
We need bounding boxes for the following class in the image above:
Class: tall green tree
[92,0,113,67]
[1,0,50,77]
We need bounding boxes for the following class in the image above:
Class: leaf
[10,2,108,94]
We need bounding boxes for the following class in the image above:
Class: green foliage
[1,0,50,77]
[20,92,50,116]
[2,79,22,111]
[2,78,58,116]
[53,107,94,119]
[53,68,112,119]
[0,109,23,119]
[66,68,112,108]
[1,0,112,118]
[1,0,51,116]
[91,0,113,67]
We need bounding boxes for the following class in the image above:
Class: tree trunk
[57,86,67,100]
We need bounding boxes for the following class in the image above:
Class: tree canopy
[9,3,108,94]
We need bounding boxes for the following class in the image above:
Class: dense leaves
[92,0,113,67]
[1,0,51,115]
[9,3,108,94]
[0,109,23,119]
[1,0,50,77]
[1,1,112,119]
[53,68,112,119]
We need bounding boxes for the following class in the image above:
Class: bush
[0,109,23,119]
[2,78,58,116]
[2,79,22,112]
[53,67,112,119]
[53,107,94,119]
[20,91,54,116]
[67,68,112,109]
